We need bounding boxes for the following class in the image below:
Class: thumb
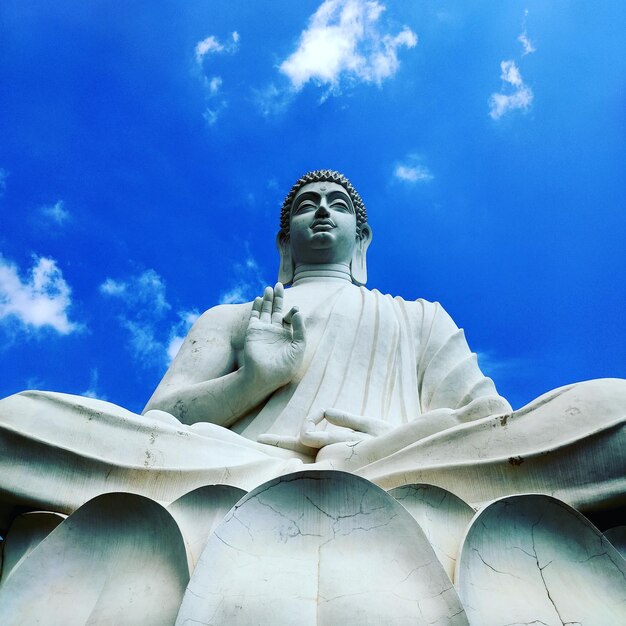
[289,309,306,345]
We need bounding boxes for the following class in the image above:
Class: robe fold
[0,286,623,517]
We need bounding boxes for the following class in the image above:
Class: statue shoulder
[191,302,251,337]
[167,301,253,363]
[391,296,461,331]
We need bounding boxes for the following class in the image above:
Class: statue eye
[330,200,350,212]
[294,200,317,214]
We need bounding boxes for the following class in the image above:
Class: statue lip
[311,219,335,231]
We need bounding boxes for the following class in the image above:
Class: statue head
[277,170,373,285]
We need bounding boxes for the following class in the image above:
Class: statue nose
[315,201,331,217]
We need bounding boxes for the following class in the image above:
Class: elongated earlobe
[350,223,372,286]
[276,232,295,285]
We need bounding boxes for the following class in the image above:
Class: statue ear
[350,223,373,286]
[276,231,294,285]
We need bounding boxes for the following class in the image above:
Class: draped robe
[0,284,624,518]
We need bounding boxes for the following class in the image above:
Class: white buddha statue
[1,170,624,525]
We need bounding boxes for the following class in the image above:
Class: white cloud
[394,163,433,184]
[220,286,248,305]
[40,200,70,225]
[254,83,295,118]
[120,319,165,364]
[279,0,417,91]
[0,254,79,334]
[219,251,267,305]
[203,100,228,126]
[195,36,223,61]
[0,168,7,197]
[195,33,239,125]
[100,269,198,368]
[99,269,170,314]
[208,76,222,95]
[195,31,240,63]
[518,9,536,56]
[489,60,533,120]
[518,31,535,56]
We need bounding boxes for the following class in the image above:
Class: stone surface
[167,484,247,573]
[604,525,626,559]
[0,493,189,625]
[0,511,65,585]
[388,484,474,583]
[457,494,626,625]
[176,470,468,625]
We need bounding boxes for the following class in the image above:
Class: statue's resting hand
[257,397,504,468]
[242,283,306,393]
[257,409,392,457]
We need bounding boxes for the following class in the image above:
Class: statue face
[289,181,358,265]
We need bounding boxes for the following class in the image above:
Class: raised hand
[243,283,306,393]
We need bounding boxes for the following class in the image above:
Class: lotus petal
[177,470,468,625]
[0,492,189,625]
[389,484,474,583]
[167,484,246,572]
[0,511,65,585]
[604,525,626,559]
[457,494,626,625]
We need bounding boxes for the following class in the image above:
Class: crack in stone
[472,547,522,580]
[530,522,571,626]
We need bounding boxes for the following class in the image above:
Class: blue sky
[1,0,624,413]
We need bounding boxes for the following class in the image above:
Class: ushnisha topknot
[280,170,367,237]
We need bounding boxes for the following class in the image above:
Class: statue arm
[142,305,260,427]
[143,284,306,428]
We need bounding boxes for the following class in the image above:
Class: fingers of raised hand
[260,286,274,323]
[271,282,284,325]
[286,308,305,344]
[250,296,263,321]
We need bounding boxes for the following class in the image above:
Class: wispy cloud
[194,32,240,126]
[220,250,267,305]
[82,368,107,400]
[203,100,227,126]
[393,157,434,184]
[195,31,240,63]
[489,11,535,120]
[39,200,70,226]
[207,76,222,95]
[518,9,536,56]
[100,269,170,313]
[0,254,80,334]
[100,269,198,368]
[253,83,295,118]
[100,269,169,366]
[518,31,535,56]
[279,0,417,92]
[489,60,533,120]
